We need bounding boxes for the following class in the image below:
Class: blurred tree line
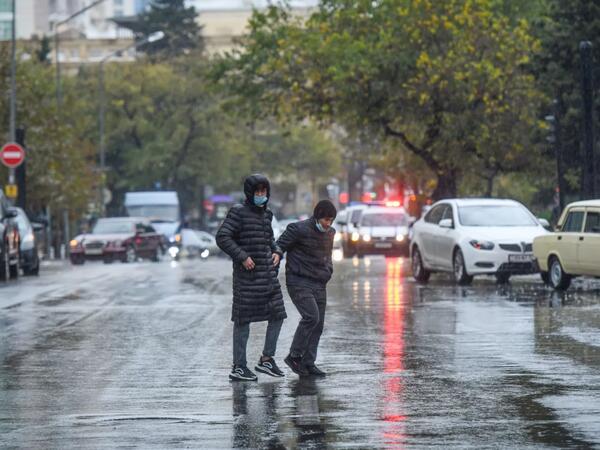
[3,0,600,228]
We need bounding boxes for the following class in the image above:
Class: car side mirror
[538,218,551,229]
[439,218,453,229]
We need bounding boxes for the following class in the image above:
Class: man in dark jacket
[277,200,337,377]
[216,174,287,381]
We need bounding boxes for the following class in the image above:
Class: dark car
[13,207,42,276]
[69,217,165,265]
[0,190,20,281]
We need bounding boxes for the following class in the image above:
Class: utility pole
[580,41,596,199]
[8,0,16,188]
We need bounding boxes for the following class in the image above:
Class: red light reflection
[382,257,407,444]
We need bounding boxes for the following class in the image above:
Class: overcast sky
[190,0,319,11]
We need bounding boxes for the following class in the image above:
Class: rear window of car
[361,213,407,227]
[562,210,585,232]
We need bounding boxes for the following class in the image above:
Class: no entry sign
[0,143,25,169]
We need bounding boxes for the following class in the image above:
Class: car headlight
[362,234,371,242]
[469,240,495,250]
[70,239,79,247]
[396,234,405,242]
[351,231,360,242]
[22,232,35,245]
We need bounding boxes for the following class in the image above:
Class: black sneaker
[229,365,258,382]
[284,354,309,376]
[255,357,285,377]
[305,364,326,377]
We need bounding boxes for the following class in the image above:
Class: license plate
[509,254,534,263]
[85,248,103,255]
[375,242,393,249]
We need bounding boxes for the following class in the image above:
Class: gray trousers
[288,285,327,366]
[233,319,283,366]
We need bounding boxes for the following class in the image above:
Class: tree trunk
[431,170,457,200]
[485,175,495,197]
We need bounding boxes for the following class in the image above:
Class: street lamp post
[97,31,164,216]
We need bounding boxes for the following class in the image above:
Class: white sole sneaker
[255,363,284,377]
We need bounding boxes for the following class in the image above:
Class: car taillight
[135,237,143,245]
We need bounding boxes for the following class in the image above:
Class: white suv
[410,198,549,284]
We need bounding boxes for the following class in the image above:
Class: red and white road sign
[0,143,25,169]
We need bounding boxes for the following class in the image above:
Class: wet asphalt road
[1,257,600,449]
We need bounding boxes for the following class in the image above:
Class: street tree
[117,0,204,58]
[219,0,546,199]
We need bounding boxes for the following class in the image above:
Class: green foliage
[73,56,340,214]
[535,0,600,197]
[0,44,95,215]
[220,0,548,199]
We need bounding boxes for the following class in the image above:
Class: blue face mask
[253,195,268,206]
[316,222,327,233]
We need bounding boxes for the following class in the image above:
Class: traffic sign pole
[1,143,26,198]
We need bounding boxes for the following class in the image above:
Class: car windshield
[361,213,407,227]
[93,221,135,234]
[458,205,537,227]
[126,205,179,222]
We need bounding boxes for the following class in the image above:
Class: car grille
[499,244,521,252]
[85,242,105,250]
[499,243,532,252]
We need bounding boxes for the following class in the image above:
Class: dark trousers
[233,319,283,367]
[288,285,327,366]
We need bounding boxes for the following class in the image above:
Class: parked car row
[1,190,44,281]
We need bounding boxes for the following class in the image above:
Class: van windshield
[127,205,179,222]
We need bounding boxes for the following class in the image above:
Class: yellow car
[533,200,600,290]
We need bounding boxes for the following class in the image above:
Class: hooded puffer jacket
[216,174,286,325]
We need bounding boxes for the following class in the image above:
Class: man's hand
[272,253,281,267]
[242,257,255,270]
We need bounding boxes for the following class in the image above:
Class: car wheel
[453,248,474,285]
[496,273,511,284]
[540,271,550,285]
[0,242,9,282]
[151,245,163,263]
[549,256,571,290]
[412,247,430,284]
[124,245,137,263]
[70,255,84,265]
[9,250,19,279]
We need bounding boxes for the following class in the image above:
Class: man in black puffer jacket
[216,174,287,382]
[277,200,337,377]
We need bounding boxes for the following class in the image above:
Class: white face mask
[316,222,327,232]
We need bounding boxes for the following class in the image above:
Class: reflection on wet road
[1,257,600,448]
